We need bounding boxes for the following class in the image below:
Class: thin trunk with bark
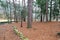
[23,0,26,22]
[13,0,18,23]
[49,0,52,22]
[40,6,43,22]
[9,0,12,23]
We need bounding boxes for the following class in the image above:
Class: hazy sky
[10,0,27,6]
[10,0,27,3]
[10,0,36,4]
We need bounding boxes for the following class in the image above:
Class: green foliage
[0,1,8,9]
[36,0,46,7]
[58,0,60,4]
[21,6,27,21]
[52,0,59,19]
[36,0,46,14]
[53,0,59,16]
[21,8,26,18]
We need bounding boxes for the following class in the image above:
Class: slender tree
[13,0,18,23]
[53,0,59,21]
[36,0,46,22]
[0,0,10,23]
[9,0,12,23]
[49,0,52,21]
[23,0,26,22]
[46,0,48,22]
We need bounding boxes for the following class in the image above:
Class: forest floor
[0,22,60,40]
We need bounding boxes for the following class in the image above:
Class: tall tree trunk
[22,0,26,22]
[23,0,26,22]
[9,0,12,23]
[18,0,21,21]
[49,0,52,22]
[46,0,48,22]
[21,14,23,27]
[13,0,18,23]
[27,0,33,28]
[10,6,12,23]
[40,6,43,22]
[6,0,10,23]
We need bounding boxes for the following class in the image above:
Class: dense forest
[0,0,60,28]
[0,0,60,40]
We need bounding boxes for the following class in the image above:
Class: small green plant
[13,26,29,40]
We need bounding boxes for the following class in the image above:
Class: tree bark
[27,0,33,28]
[49,0,52,22]
[46,0,48,22]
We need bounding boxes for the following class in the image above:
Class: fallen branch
[12,26,29,40]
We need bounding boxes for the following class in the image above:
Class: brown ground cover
[0,22,60,40]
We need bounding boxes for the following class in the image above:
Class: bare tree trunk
[40,6,43,22]
[9,0,12,23]
[46,0,48,22]
[22,0,26,22]
[13,0,18,23]
[18,0,21,21]
[27,0,33,28]
[49,0,52,22]
[21,14,23,27]
[23,0,26,22]
[6,0,10,23]
[10,6,12,23]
